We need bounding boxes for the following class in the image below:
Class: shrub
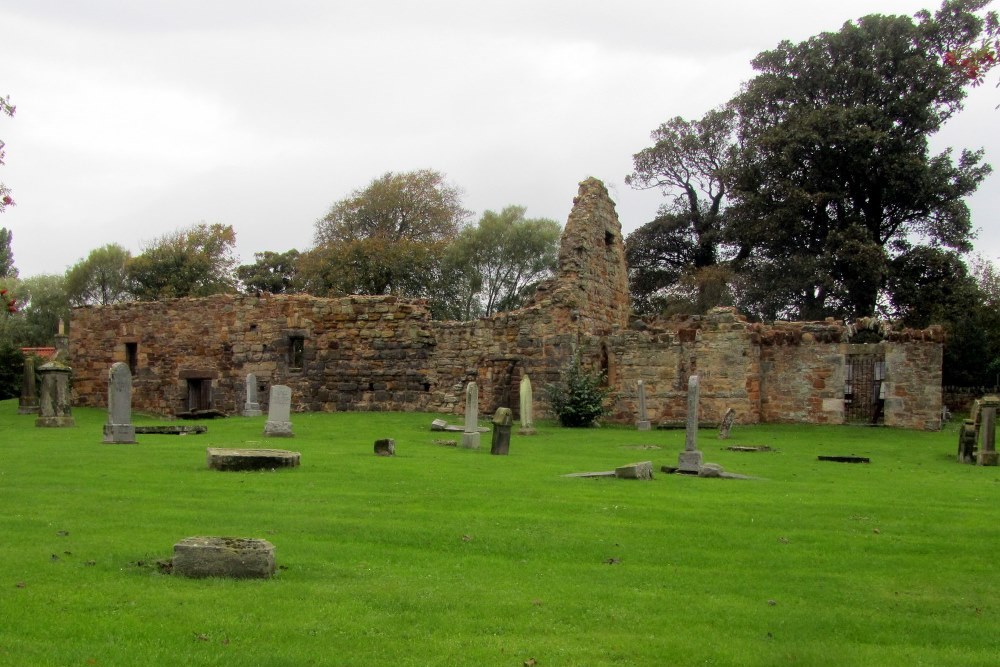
[0,342,24,400]
[546,355,611,427]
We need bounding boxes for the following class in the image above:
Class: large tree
[445,206,561,319]
[236,249,300,295]
[304,170,470,297]
[128,223,237,300]
[65,243,133,306]
[624,108,742,315]
[728,0,995,321]
[0,94,14,213]
[0,227,15,279]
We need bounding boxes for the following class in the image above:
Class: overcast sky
[2,0,998,279]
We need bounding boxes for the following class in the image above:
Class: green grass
[1,400,998,666]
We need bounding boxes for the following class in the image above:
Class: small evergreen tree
[547,355,611,427]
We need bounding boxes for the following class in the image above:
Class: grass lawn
[1,399,998,666]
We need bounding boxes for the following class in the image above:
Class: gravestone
[374,438,396,456]
[518,375,536,436]
[461,381,481,449]
[490,407,513,455]
[958,419,978,463]
[718,408,736,440]
[635,379,651,431]
[103,362,137,444]
[243,373,262,417]
[677,375,703,472]
[977,405,998,466]
[263,385,294,437]
[18,355,39,414]
[207,447,300,471]
[172,537,276,579]
[35,360,75,428]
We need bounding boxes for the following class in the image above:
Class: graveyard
[2,399,998,667]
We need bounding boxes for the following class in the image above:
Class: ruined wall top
[539,177,630,334]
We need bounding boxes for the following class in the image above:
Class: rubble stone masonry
[70,178,944,429]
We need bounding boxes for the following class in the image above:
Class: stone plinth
[374,438,395,456]
[172,537,276,579]
[207,447,300,471]
[36,361,75,428]
[615,461,653,480]
[490,407,513,456]
[677,450,704,473]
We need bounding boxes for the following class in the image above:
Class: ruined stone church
[70,178,944,430]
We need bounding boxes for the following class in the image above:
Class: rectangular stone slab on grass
[207,447,301,471]
[172,537,275,579]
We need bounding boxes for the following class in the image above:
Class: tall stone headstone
[718,408,736,440]
[461,381,481,449]
[243,373,262,417]
[103,362,136,444]
[635,379,651,431]
[18,355,39,415]
[518,375,536,436]
[677,375,703,472]
[36,360,75,428]
[977,405,998,466]
[263,385,294,437]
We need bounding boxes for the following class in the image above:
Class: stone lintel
[207,447,300,471]
[172,536,276,579]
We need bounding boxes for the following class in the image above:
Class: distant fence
[943,386,1000,415]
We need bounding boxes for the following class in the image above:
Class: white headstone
[518,375,536,435]
[243,373,262,417]
[263,385,294,437]
[636,379,651,431]
[461,381,480,449]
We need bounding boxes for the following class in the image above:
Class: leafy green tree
[65,243,133,306]
[304,170,470,298]
[446,206,560,318]
[625,108,741,315]
[728,0,995,320]
[0,341,23,400]
[128,223,237,300]
[0,94,15,212]
[15,274,70,346]
[236,250,300,294]
[0,227,15,278]
[546,354,611,427]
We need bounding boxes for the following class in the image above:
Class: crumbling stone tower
[547,177,631,337]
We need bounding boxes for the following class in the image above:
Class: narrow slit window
[289,336,305,370]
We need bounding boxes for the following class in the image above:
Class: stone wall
[69,177,945,430]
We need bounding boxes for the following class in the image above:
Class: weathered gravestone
[103,362,137,444]
[958,419,978,464]
[207,447,300,471]
[977,402,998,466]
[35,360,75,428]
[263,385,293,437]
[490,407,513,455]
[461,381,481,449]
[18,355,38,415]
[243,373,262,417]
[172,536,276,579]
[374,438,396,456]
[635,380,651,431]
[718,408,736,440]
[518,375,536,436]
[677,375,703,473]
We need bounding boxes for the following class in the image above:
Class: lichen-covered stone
[172,537,275,579]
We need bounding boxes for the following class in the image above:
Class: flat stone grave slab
[818,455,870,464]
[172,536,275,579]
[725,445,773,452]
[207,447,301,471]
[135,425,207,435]
[564,461,653,480]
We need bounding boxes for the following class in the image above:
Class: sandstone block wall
[68,178,944,430]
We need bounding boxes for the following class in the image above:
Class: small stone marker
[518,375,536,435]
[35,360,75,428]
[698,463,724,478]
[263,385,293,437]
[172,537,276,579]
[431,418,449,431]
[18,355,38,415]
[635,380,651,431]
[677,375,703,472]
[374,438,396,456]
[461,381,481,449]
[614,461,653,480]
[243,373,262,417]
[977,404,998,466]
[958,419,977,463]
[103,362,137,444]
[718,408,736,440]
[490,407,513,455]
[207,447,300,471]
[818,455,870,464]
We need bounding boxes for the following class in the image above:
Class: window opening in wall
[288,336,305,370]
[125,342,138,375]
[186,379,211,412]
[845,355,885,425]
[599,344,610,387]
[604,230,614,246]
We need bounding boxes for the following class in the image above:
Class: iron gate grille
[845,355,885,424]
